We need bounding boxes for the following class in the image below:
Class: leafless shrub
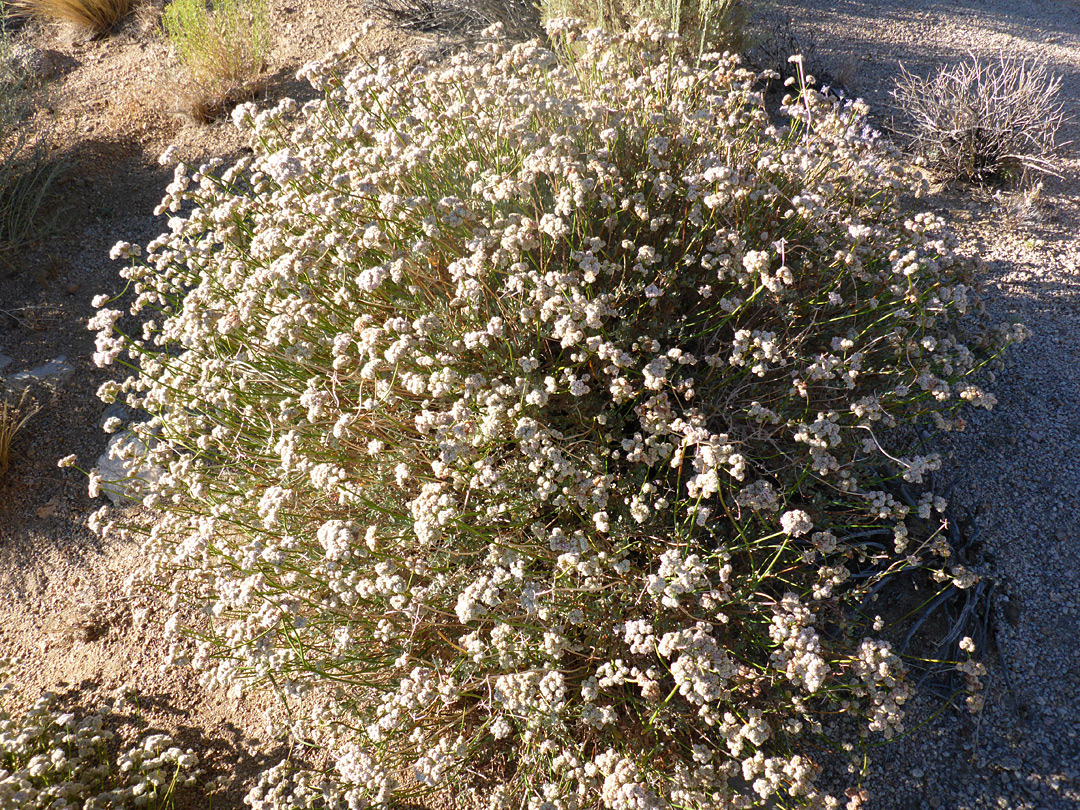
[747,16,815,78]
[892,53,1067,185]
[365,0,542,41]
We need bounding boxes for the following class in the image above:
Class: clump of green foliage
[161,0,270,122]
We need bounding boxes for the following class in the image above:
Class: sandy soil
[1,0,1078,807]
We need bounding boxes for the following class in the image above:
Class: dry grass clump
[0,148,60,257]
[892,53,1067,185]
[162,0,270,122]
[0,390,37,478]
[88,20,1019,810]
[0,22,60,259]
[9,0,133,36]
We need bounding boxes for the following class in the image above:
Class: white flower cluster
[89,18,1018,810]
[0,658,200,809]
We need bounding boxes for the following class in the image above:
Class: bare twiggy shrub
[365,0,543,41]
[162,0,270,122]
[892,53,1067,185]
[9,0,132,35]
[745,16,822,90]
[89,20,1020,810]
[747,17,812,69]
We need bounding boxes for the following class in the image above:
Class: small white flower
[109,241,141,261]
[780,509,813,537]
[157,145,180,166]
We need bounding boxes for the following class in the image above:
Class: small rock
[1030,430,1045,442]
[997,755,1022,772]
[36,501,57,519]
[4,356,75,393]
[1056,528,1068,542]
[93,430,163,505]
[0,354,11,372]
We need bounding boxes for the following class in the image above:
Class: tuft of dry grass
[0,390,38,479]
[10,0,134,36]
[0,17,61,265]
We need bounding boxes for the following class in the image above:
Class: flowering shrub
[88,21,1019,809]
[0,658,200,808]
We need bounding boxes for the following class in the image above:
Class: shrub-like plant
[540,0,746,57]
[892,53,1067,185]
[89,21,1018,808]
[10,0,132,36]
[0,657,200,808]
[161,0,270,122]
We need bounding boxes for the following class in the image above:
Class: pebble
[3,356,75,393]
